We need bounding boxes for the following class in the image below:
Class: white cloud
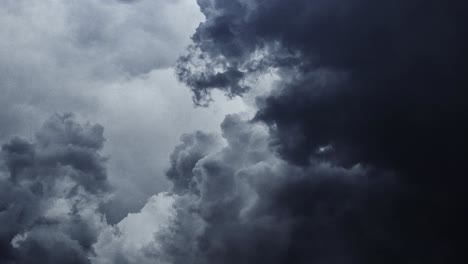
[92,193,176,264]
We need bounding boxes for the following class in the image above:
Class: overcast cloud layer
[1,0,467,263]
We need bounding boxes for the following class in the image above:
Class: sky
[0,1,466,264]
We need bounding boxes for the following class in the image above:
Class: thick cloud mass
[180,0,468,163]
[166,131,221,194]
[1,0,467,263]
[156,115,405,264]
[179,0,468,167]
[175,0,468,263]
[0,114,109,264]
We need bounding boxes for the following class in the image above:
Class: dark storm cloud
[160,115,415,264]
[177,56,250,106]
[180,0,468,167]
[174,0,468,263]
[2,113,109,193]
[0,114,110,264]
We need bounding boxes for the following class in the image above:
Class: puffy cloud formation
[140,115,405,264]
[174,0,468,263]
[0,113,180,264]
[166,131,222,194]
[0,114,109,264]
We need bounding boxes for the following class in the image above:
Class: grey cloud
[177,51,253,106]
[3,0,465,263]
[176,1,467,262]
[0,0,203,137]
[154,115,405,264]
[11,228,92,264]
[0,114,110,264]
[166,131,221,194]
[2,113,109,193]
[178,0,468,168]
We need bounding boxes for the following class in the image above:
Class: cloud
[0,0,247,224]
[93,69,246,224]
[179,0,468,168]
[0,114,109,264]
[92,193,176,264]
[166,131,221,194]
[137,115,408,264]
[1,0,465,263]
[2,113,109,193]
[0,0,204,137]
[175,0,468,262]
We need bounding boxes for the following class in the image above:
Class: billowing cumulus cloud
[120,115,402,264]
[174,0,467,263]
[166,131,222,194]
[0,114,109,264]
